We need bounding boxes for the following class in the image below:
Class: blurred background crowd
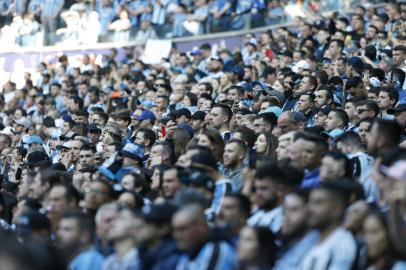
[0,0,405,270]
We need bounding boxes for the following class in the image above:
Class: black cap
[174,108,192,119]
[142,203,178,224]
[191,152,218,172]
[88,123,102,133]
[15,211,51,232]
[281,50,293,58]
[25,151,50,166]
[387,103,406,114]
[192,111,206,121]
[317,105,331,116]
[43,117,55,128]
[188,170,214,191]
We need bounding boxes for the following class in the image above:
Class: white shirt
[301,227,356,270]
[248,206,283,233]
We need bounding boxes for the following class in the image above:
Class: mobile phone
[249,149,257,169]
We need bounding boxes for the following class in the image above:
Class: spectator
[57,211,104,270]
[237,226,277,269]
[172,203,237,269]
[223,139,246,192]
[102,206,140,270]
[301,181,357,270]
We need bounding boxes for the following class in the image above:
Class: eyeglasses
[154,84,166,88]
[378,35,386,40]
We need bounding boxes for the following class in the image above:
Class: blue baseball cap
[120,143,144,160]
[133,110,156,122]
[26,135,43,145]
[260,106,283,117]
[322,128,344,139]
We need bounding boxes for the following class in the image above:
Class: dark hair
[92,111,109,125]
[80,143,97,153]
[242,226,277,268]
[200,128,224,162]
[233,126,257,148]
[137,128,156,147]
[212,104,233,122]
[329,39,344,50]
[185,92,198,106]
[293,132,328,153]
[228,86,244,97]
[255,113,277,129]
[373,119,402,147]
[39,169,69,187]
[199,82,213,95]
[225,139,247,155]
[315,180,350,207]
[355,99,380,117]
[51,182,80,205]
[379,86,399,105]
[336,131,362,148]
[256,161,303,187]
[60,211,95,242]
[257,132,278,159]
[324,151,353,178]
[122,172,150,195]
[224,193,251,218]
[330,108,349,128]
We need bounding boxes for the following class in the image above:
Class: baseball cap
[120,143,144,160]
[14,117,31,129]
[74,136,92,144]
[377,12,389,23]
[292,60,311,73]
[111,91,122,99]
[191,111,206,121]
[174,108,191,119]
[134,110,156,122]
[238,82,252,92]
[387,103,406,114]
[190,48,202,56]
[15,211,51,233]
[281,50,293,58]
[232,65,245,79]
[322,128,344,139]
[50,130,62,140]
[178,123,194,138]
[56,141,73,150]
[42,117,55,128]
[260,106,283,117]
[186,170,214,191]
[268,90,286,106]
[245,37,257,48]
[251,80,267,91]
[318,105,331,115]
[25,151,50,166]
[88,123,102,133]
[26,135,43,145]
[191,152,218,172]
[142,203,178,224]
[210,56,223,64]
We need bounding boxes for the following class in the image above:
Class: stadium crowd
[0,0,406,270]
[0,0,292,46]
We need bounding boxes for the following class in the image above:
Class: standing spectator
[40,0,64,45]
